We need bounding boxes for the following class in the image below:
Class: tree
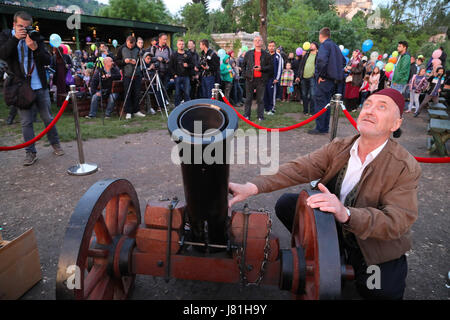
[180,3,209,34]
[99,0,172,24]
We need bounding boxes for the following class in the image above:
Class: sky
[97,0,387,15]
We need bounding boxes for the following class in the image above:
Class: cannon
[55,98,354,300]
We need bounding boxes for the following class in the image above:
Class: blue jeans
[301,77,315,114]
[18,88,60,154]
[88,92,119,117]
[313,78,335,133]
[174,76,191,107]
[201,75,216,98]
[231,78,243,104]
[391,83,406,94]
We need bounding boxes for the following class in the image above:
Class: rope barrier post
[330,94,342,142]
[67,85,98,176]
[212,83,220,100]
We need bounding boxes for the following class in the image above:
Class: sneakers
[267,111,275,116]
[125,113,132,120]
[134,111,146,117]
[148,108,156,115]
[85,115,94,119]
[52,143,65,156]
[258,117,264,122]
[23,152,37,166]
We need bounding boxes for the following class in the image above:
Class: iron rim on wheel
[56,179,141,300]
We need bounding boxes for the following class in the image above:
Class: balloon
[61,45,68,55]
[345,57,349,64]
[218,49,226,58]
[385,62,394,72]
[342,48,349,57]
[241,46,249,52]
[388,57,397,64]
[370,51,378,62]
[339,45,344,51]
[49,34,62,48]
[296,47,303,56]
[383,53,388,59]
[376,61,384,69]
[432,49,442,59]
[432,58,441,66]
[90,44,97,51]
[303,42,311,51]
[417,54,424,59]
[392,51,398,58]
[378,55,382,60]
[86,36,91,42]
[362,39,373,52]
[112,39,118,48]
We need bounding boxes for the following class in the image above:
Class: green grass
[0,94,357,145]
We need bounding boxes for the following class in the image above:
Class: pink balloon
[432,49,442,59]
[432,58,441,66]
[60,45,68,55]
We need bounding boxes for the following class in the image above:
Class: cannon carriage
[56,99,354,300]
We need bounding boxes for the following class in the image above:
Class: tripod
[120,53,158,120]
[92,56,108,125]
[139,68,170,118]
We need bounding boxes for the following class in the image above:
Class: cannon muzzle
[168,99,238,246]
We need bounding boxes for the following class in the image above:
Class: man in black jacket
[199,39,220,98]
[0,11,64,166]
[169,39,193,107]
[241,36,273,121]
[86,57,121,118]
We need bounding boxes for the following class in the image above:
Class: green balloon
[241,46,249,52]
[91,44,97,51]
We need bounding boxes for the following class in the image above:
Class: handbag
[65,68,75,86]
[3,63,36,110]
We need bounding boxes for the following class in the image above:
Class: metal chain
[236,208,272,287]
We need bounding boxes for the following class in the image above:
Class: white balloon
[370,51,378,62]
[339,45,344,51]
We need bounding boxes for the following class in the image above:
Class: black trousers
[275,193,408,300]
[244,77,266,120]
[123,75,142,114]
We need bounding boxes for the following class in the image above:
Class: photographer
[149,33,172,90]
[118,36,146,120]
[169,39,193,107]
[199,39,220,98]
[0,11,64,166]
[85,57,121,119]
[188,40,200,99]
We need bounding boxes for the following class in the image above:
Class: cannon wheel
[56,179,141,300]
[291,189,342,300]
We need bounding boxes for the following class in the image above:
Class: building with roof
[0,3,186,50]
[335,0,373,20]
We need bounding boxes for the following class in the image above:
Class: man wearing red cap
[228,88,421,300]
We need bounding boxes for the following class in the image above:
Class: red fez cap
[372,88,405,116]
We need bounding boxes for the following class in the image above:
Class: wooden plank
[430,119,450,133]
[0,229,42,300]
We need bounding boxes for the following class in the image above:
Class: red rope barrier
[0,97,70,151]
[219,94,328,132]
[340,104,450,163]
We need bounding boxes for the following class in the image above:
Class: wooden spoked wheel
[291,189,342,300]
[56,179,141,300]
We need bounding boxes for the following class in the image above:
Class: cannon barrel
[168,99,238,245]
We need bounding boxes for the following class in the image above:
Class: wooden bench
[428,109,449,119]
[429,103,447,111]
[427,118,450,156]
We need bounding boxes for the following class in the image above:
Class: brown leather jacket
[251,135,421,265]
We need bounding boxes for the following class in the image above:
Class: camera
[24,26,40,41]
[153,61,160,70]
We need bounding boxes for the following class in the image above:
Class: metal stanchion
[329,94,342,142]
[212,83,220,100]
[67,85,98,176]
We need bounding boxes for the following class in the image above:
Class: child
[280,62,294,102]
[415,66,445,116]
[369,66,380,93]
[220,54,233,101]
[359,74,370,110]
[406,67,428,113]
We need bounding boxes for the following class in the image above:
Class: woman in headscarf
[344,50,365,112]
[50,46,73,107]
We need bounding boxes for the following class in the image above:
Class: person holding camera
[116,36,146,120]
[199,39,220,99]
[169,39,193,107]
[0,11,64,166]
[149,33,172,90]
[85,57,121,119]
[188,40,200,100]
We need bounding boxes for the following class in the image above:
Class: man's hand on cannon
[228,182,259,207]
[306,183,349,224]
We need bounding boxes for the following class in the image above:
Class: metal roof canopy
[0,3,186,41]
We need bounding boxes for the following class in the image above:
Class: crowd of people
[1,11,449,165]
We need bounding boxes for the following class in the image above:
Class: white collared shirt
[340,138,388,203]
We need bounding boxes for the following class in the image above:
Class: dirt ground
[0,108,448,300]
